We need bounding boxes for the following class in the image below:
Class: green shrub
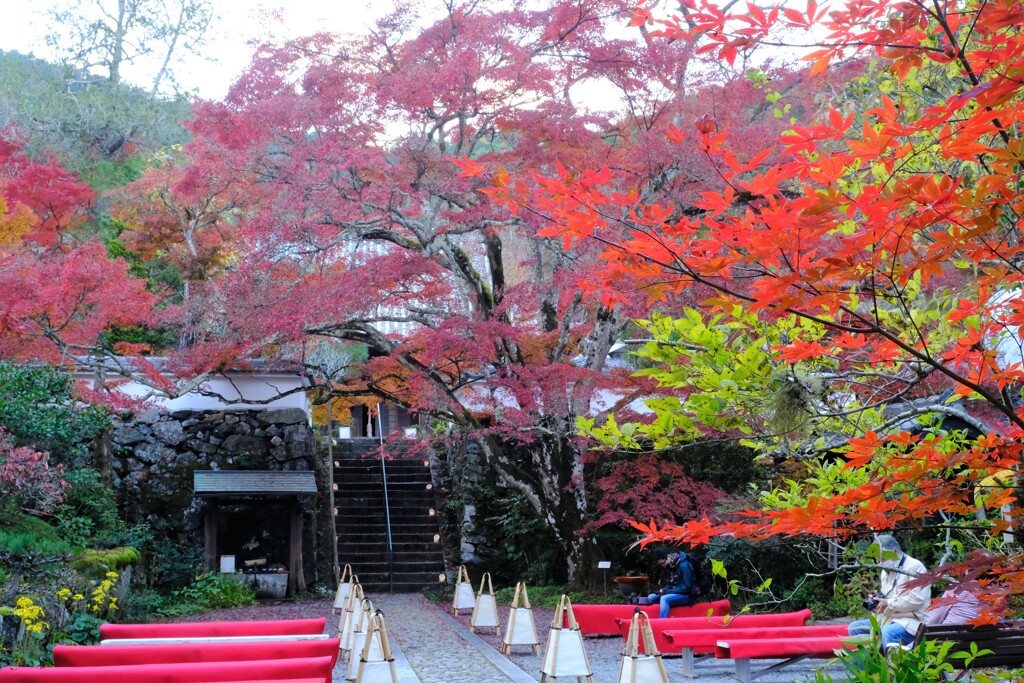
[812,620,993,683]
[786,575,855,619]
[0,531,71,559]
[119,587,168,623]
[51,612,105,646]
[0,507,63,544]
[146,537,203,590]
[158,573,257,617]
[54,469,122,546]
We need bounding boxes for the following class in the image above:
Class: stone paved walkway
[367,594,525,683]
[337,594,848,683]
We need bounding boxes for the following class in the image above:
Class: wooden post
[289,503,305,594]
[203,503,219,572]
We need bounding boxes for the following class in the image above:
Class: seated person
[848,535,931,649]
[633,547,694,618]
[926,587,982,626]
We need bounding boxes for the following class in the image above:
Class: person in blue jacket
[634,546,694,618]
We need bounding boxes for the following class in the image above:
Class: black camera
[862,595,882,611]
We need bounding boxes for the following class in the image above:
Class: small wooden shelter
[194,470,318,595]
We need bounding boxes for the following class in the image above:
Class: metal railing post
[376,404,394,592]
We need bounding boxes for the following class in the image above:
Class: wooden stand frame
[338,580,365,660]
[470,572,501,636]
[540,595,593,682]
[352,611,399,683]
[617,610,670,683]
[500,582,540,655]
[333,564,354,614]
[452,565,475,614]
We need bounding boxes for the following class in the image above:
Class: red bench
[99,617,326,640]
[665,624,847,677]
[615,608,813,654]
[53,638,341,671]
[0,656,335,682]
[715,635,860,683]
[570,600,730,635]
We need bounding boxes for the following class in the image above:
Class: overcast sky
[0,0,386,100]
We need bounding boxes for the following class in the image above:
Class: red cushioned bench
[97,634,331,646]
[99,617,326,640]
[570,600,730,635]
[666,624,847,677]
[715,635,861,683]
[615,608,813,654]
[54,638,341,671]
[0,656,335,682]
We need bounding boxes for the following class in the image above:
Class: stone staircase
[333,439,445,592]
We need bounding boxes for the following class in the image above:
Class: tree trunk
[553,500,600,591]
[477,431,598,590]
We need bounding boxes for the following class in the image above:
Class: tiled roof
[194,470,318,497]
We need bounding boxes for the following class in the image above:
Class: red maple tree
[94,0,812,584]
[0,133,160,364]
[506,0,1024,598]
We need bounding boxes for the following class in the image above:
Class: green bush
[54,469,122,546]
[812,619,994,683]
[119,587,168,623]
[146,537,203,590]
[0,505,63,544]
[786,575,855,619]
[158,573,257,617]
[0,531,71,559]
[51,612,105,646]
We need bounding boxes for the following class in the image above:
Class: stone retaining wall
[107,407,323,586]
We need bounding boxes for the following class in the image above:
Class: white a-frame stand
[350,610,399,683]
[452,564,475,614]
[500,581,540,655]
[333,563,355,614]
[617,610,670,683]
[470,571,501,636]
[541,594,593,682]
[338,579,365,661]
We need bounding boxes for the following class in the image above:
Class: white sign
[597,561,611,569]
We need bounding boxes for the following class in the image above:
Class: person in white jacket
[848,535,931,649]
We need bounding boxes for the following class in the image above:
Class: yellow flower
[105,571,119,579]
[56,589,72,601]
[72,594,84,601]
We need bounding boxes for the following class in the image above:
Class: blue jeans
[848,619,914,648]
[642,592,692,618]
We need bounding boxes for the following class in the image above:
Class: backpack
[682,552,711,599]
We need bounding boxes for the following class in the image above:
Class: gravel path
[156,595,849,682]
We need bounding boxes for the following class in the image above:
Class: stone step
[334,475,432,486]
[333,446,442,592]
[338,543,443,556]
[335,531,440,543]
[340,554,443,565]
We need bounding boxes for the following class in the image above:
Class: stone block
[221,434,269,458]
[256,408,307,425]
[136,409,162,424]
[152,420,186,445]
